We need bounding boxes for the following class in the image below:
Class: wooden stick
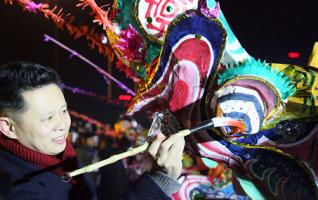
[66,129,191,178]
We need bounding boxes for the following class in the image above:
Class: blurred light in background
[118,94,132,101]
[288,51,300,59]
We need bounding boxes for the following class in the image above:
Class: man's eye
[47,116,53,121]
[63,109,68,114]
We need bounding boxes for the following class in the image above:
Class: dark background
[0,0,317,126]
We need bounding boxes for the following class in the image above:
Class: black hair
[0,61,61,114]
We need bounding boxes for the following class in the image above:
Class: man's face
[13,84,71,155]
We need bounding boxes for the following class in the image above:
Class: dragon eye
[166,5,173,12]
[147,17,152,24]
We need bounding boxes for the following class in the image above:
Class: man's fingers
[157,136,185,167]
[157,136,185,180]
[147,132,166,158]
[163,137,185,163]
[158,132,184,153]
[147,132,185,180]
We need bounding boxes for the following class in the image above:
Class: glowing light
[118,95,132,101]
[288,51,300,59]
[101,36,108,44]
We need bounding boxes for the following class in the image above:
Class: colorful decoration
[308,42,318,68]
[44,34,135,96]
[115,24,146,63]
[218,60,296,100]
[128,10,226,116]
[5,0,318,199]
[61,83,128,105]
[76,0,117,32]
[115,1,318,199]
[172,175,249,200]
[77,0,250,84]
[4,0,114,58]
[91,0,318,198]
[135,0,199,41]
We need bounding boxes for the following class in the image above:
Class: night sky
[0,0,317,126]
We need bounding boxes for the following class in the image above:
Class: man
[0,61,185,200]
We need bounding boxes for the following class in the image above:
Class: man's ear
[0,117,18,139]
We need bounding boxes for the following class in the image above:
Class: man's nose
[55,116,67,131]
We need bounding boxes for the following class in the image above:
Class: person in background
[97,135,131,200]
[0,61,185,200]
[75,132,99,185]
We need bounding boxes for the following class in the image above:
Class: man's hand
[147,132,185,180]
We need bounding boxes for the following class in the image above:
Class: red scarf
[0,134,79,184]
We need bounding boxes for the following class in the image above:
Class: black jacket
[0,147,171,200]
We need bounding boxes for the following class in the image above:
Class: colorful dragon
[4,0,318,199]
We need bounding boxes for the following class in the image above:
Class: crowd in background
[69,116,152,200]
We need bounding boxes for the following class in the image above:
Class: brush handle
[62,117,241,179]
[190,119,214,133]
